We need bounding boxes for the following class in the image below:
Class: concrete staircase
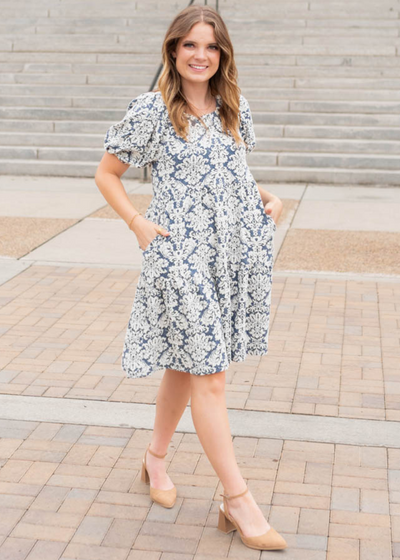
[1,0,400,184]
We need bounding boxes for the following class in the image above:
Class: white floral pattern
[104,90,276,378]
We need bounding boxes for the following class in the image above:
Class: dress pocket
[259,202,277,232]
[264,211,277,231]
[141,232,163,257]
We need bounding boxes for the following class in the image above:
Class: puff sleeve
[104,91,162,168]
[239,94,256,153]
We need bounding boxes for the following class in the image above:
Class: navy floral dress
[104,90,276,378]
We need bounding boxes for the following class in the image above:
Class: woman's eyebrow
[183,40,218,45]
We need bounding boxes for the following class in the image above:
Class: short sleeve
[239,94,256,153]
[104,91,162,168]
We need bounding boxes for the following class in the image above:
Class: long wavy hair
[156,5,243,145]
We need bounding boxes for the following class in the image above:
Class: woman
[95,5,286,552]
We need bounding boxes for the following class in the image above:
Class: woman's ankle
[148,443,168,457]
[222,481,248,499]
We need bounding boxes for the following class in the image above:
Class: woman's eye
[183,43,219,50]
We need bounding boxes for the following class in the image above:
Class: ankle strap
[220,486,248,500]
[147,443,167,459]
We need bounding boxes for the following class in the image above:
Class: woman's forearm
[95,171,139,227]
[257,183,276,206]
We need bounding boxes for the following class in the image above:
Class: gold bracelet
[128,212,142,230]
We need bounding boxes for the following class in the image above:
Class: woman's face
[172,22,220,86]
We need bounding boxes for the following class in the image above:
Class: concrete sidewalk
[0,175,399,559]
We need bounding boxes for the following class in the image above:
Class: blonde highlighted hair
[156,5,242,144]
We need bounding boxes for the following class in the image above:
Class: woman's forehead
[181,22,217,43]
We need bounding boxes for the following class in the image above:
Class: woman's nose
[194,49,207,60]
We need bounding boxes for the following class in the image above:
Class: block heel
[141,457,150,483]
[218,504,236,533]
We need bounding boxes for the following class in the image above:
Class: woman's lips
[188,64,208,72]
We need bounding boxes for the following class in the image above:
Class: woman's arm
[94,153,170,250]
[95,152,140,226]
[257,183,283,225]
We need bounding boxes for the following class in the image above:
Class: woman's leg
[145,367,191,490]
[190,370,271,538]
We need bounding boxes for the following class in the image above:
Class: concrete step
[255,138,400,155]
[249,166,400,186]
[3,122,400,143]
[0,52,158,64]
[295,55,400,68]
[0,106,142,121]
[4,50,400,71]
[5,19,398,34]
[5,87,400,104]
[12,28,397,41]
[223,8,398,18]
[3,119,400,142]
[255,112,400,127]
[282,126,400,141]
[0,146,104,162]
[270,152,400,171]
[51,29,373,45]
[45,8,398,19]
[7,72,400,91]
[0,159,140,178]
[6,73,400,96]
[0,132,102,148]
[6,89,400,111]
[0,120,109,134]
[3,144,400,170]
[3,131,400,155]
[25,14,400,25]
[6,61,400,80]
[5,37,399,56]
[0,73,89,85]
[287,100,400,114]
[0,102,295,122]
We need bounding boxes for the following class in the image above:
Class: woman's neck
[181,80,214,110]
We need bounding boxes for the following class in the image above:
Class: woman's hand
[264,194,283,226]
[130,216,170,251]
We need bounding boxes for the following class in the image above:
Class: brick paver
[0,421,397,559]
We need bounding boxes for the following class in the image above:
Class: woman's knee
[190,369,226,397]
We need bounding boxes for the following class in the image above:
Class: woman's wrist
[264,194,281,208]
[127,212,144,231]
[264,193,278,207]
[264,194,283,224]
[258,185,275,206]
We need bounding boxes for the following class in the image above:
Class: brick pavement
[0,264,398,422]
[0,421,398,560]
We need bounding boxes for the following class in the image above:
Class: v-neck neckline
[184,94,221,120]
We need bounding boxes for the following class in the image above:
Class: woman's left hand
[264,194,283,226]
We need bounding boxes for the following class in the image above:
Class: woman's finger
[156,225,170,236]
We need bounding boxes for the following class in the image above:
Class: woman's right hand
[129,215,170,251]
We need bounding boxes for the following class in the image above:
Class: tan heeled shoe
[217,485,287,550]
[141,443,177,508]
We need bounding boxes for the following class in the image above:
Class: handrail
[149,0,219,92]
